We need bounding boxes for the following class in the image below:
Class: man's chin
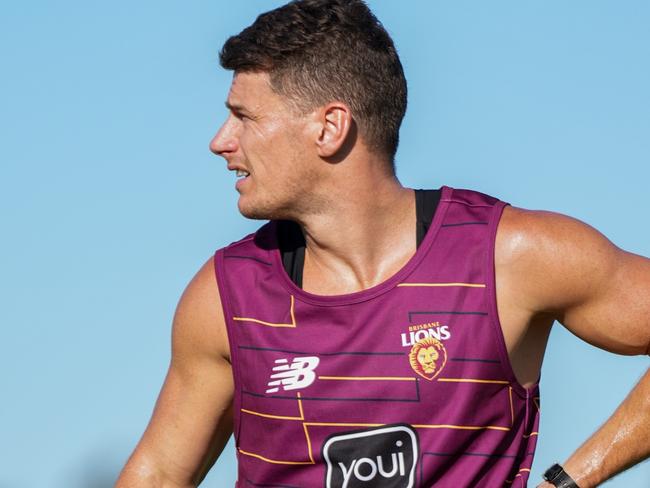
[238,199,280,221]
[238,205,267,221]
[237,192,300,221]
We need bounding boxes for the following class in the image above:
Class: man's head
[211,0,407,220]
[220,0,407,163]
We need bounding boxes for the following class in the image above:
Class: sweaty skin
[116,71,650,487]
[495,207,650,487]
[535,369,650,487]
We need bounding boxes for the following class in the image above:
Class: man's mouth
[236,169,250,178]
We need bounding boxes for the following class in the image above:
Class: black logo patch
[322,424,419,488]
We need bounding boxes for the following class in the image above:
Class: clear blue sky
[1,0,648,486]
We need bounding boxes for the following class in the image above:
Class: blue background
[1,0,648,486]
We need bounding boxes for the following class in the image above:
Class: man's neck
[298,177,416,295]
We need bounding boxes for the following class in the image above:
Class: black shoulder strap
[415,188,442,246]
[277,219,306,287]
[278,188,441,288]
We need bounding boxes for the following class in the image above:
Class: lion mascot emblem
[409,337,447,381]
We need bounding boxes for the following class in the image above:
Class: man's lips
[227,163,249,173]
[235,173,250,191]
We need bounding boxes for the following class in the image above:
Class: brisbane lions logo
[408,337,447,381]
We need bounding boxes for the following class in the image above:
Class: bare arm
[550,368,650,487]
[498,207,650,487]
[116,256,234,487]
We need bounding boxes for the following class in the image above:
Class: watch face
[544,464,563,481]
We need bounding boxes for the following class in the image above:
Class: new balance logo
[265,356,320,394]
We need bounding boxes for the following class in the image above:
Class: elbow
[116,457,173,488]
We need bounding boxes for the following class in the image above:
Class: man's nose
[209,117,239,157]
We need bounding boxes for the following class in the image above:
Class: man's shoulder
[497,205,604,252]
[215,220,276,254]
[496,205,620,313]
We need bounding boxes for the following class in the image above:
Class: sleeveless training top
[214,186,541,487]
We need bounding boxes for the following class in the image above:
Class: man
[116,0,649,486]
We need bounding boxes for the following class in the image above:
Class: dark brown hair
[219,0,407,167]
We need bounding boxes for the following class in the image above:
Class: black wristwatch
[543,463,580,488]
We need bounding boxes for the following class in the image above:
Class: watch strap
[543,463,580,488]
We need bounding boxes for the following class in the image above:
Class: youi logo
[322,424,419,488]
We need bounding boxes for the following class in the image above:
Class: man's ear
[315,102,353,158]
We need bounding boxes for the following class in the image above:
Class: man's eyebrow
[225,101,250,113]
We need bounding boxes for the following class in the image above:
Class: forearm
[538,367,650,487]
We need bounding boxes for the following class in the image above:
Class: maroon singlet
[214,185,540,487]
